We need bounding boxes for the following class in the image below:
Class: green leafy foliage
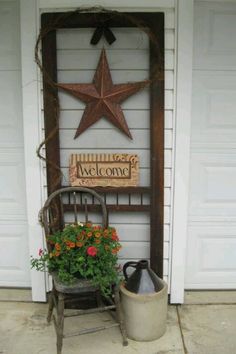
[31,222,122,296]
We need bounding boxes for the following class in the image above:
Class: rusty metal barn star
[57,49,149,140]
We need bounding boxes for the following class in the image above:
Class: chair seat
[52,273,99,294]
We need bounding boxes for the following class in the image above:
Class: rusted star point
[58,49,149,140]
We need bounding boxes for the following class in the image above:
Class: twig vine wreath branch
[35,6,163,189]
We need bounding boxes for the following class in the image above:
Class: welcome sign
[69,154,139,187]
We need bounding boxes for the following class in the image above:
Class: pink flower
[38,248,43,256]
[87,246,98,257]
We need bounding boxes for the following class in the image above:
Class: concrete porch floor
[0,297,236,354]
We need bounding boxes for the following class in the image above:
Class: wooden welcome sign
[69,154,139,187]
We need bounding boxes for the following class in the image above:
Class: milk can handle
[123,261,138,281]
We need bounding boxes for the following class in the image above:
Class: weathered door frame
[20,0,193,303]
[41,11,164,278]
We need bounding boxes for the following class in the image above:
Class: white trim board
[38,0,175,9]
[170,0,194,304]
[20,0,46,302]
[195,0,236,2]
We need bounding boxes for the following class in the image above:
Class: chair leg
[56,293,65,354]
[114,286,128,346]
[95,289,103,307]
[47,287,55,323]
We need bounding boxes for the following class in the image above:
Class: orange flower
[69,242,75,248]
[87,231,92,238]
[55,243,61,250]
[95,232,101,238]
[103,229,109,236]
[111,248,118,254]
[86,222,92,228]
[93,225,100,230]
[55,251,60,257]
[77,232,84,240]
[76,241,84,247]
[111,234,118,241]
[95,239,101,244]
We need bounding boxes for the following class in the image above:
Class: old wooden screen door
[41,11,164,277]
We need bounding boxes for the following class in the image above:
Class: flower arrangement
[31,222,122,296]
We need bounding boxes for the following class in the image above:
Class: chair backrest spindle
[59,193,65,228]
[41,187,108,240]
[73,192,78,223]
[84,197,88,223]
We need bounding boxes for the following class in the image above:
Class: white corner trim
[170,0,194,304]
[20,0,46,302]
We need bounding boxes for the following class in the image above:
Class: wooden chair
[40,186,128,354]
